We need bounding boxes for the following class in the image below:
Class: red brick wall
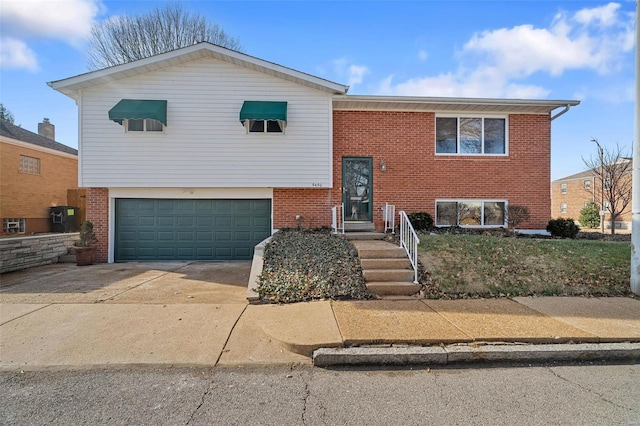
[274,111,552,230]
[86,187,109,263]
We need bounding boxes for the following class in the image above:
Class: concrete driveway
[0,261,250,305]
[0,262,254,369]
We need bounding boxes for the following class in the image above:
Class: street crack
[548,367,637,413]
[186,379,214,425]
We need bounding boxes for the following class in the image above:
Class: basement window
[3,218,25,234]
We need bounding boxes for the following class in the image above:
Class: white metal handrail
[382,203,395,233]
[332,203,344,234]
[399,210,419,283]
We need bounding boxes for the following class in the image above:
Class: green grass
[256,229,374,303]
[419,235,632,298]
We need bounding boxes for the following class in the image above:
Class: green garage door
[115,199,271,261]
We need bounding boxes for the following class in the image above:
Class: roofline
[1,136,78,159]
[48,42,349,97]
[333,94,579,108]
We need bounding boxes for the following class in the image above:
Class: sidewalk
[1,262,639,370]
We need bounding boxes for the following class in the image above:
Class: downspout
[550,104,572,121]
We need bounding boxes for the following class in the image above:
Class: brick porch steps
[348,237,421,297]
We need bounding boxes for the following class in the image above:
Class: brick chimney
[38,118,55,140]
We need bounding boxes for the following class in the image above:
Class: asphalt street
[1,363,639,425]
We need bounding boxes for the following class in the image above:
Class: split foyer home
[48,42,579,263]
[0,119,78,235]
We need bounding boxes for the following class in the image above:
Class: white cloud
[0,37,38,71]
[379,2,635,99]
[330,58,369,88]
[574,2,621,27]
[0,0,101,70]
[347,65,369,87]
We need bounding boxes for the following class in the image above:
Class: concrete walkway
[1,262,639,370]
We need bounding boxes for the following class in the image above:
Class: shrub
[75,220,98,247]
[546,218,580,239]
[408,211,434,232]
[505,205,530,230]
[579,202,601,229]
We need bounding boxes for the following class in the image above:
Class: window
[584,180,591,189]
[246,120,284,133]
[436,116,506,155]
[561,203,567,214]
[126,118,164,132]
[3,218,25,234]
[561,183,567,194]
[435,200,506,227]
[19,155,40,175]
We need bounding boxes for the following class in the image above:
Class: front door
[342,157,373,222]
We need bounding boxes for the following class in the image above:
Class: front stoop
[350,238,421,297]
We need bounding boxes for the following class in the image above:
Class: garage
[115,199,271,261]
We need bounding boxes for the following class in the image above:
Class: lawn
[419,234,632,298]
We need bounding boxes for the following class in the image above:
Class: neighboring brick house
[0,119,78,234]
[551,160,632,230]
[48,42,578,263]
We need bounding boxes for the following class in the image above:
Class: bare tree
[0,103,15,124]
[87,3,242,70]
[583,142,632,234]
[505,205,530,230]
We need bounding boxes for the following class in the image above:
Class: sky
[0,0,637,180]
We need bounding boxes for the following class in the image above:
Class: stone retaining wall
[0,233,79,274]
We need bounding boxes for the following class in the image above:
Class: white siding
[79,57,333,188]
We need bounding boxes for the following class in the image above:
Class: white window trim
[561,183,567,194]
[124,118,165,133]
[561,203,567,213]
[244,119,286,134]
[435,199,508,228]
[435,114,509,157]
[584,180,591,189]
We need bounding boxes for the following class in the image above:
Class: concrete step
[344,222,376,232]
[360,258,412,270]
[366,281,421,296]
[357,247,407,259]
[364,269,415,282]
[345,232,386,241]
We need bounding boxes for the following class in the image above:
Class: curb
[312,342,640,366]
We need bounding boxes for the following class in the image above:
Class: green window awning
[109,99,168,125]
[239,101,287,123]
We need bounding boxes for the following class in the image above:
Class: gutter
[550,104,572,121]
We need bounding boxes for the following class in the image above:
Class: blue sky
[0,0,636,180]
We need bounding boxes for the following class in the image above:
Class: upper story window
[436,116,507,155]
[561,183,567,194]
[584,180,591,189]
[246,120,284,133]
[126,118,164,132]
[19,155,40,175]
[240,101,287,134]
[109,99,167,132]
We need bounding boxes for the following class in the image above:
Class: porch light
[380,160,387,172]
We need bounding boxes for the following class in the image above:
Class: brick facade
[86,187,109,262]
[275,111,552,230]
[0,141,78,234]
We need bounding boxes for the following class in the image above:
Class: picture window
[436,116,507,155]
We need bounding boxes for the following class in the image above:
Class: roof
[48,42,349,98]
[553,158,632,183]
[332,95,580,115]
[0,120,78,156]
